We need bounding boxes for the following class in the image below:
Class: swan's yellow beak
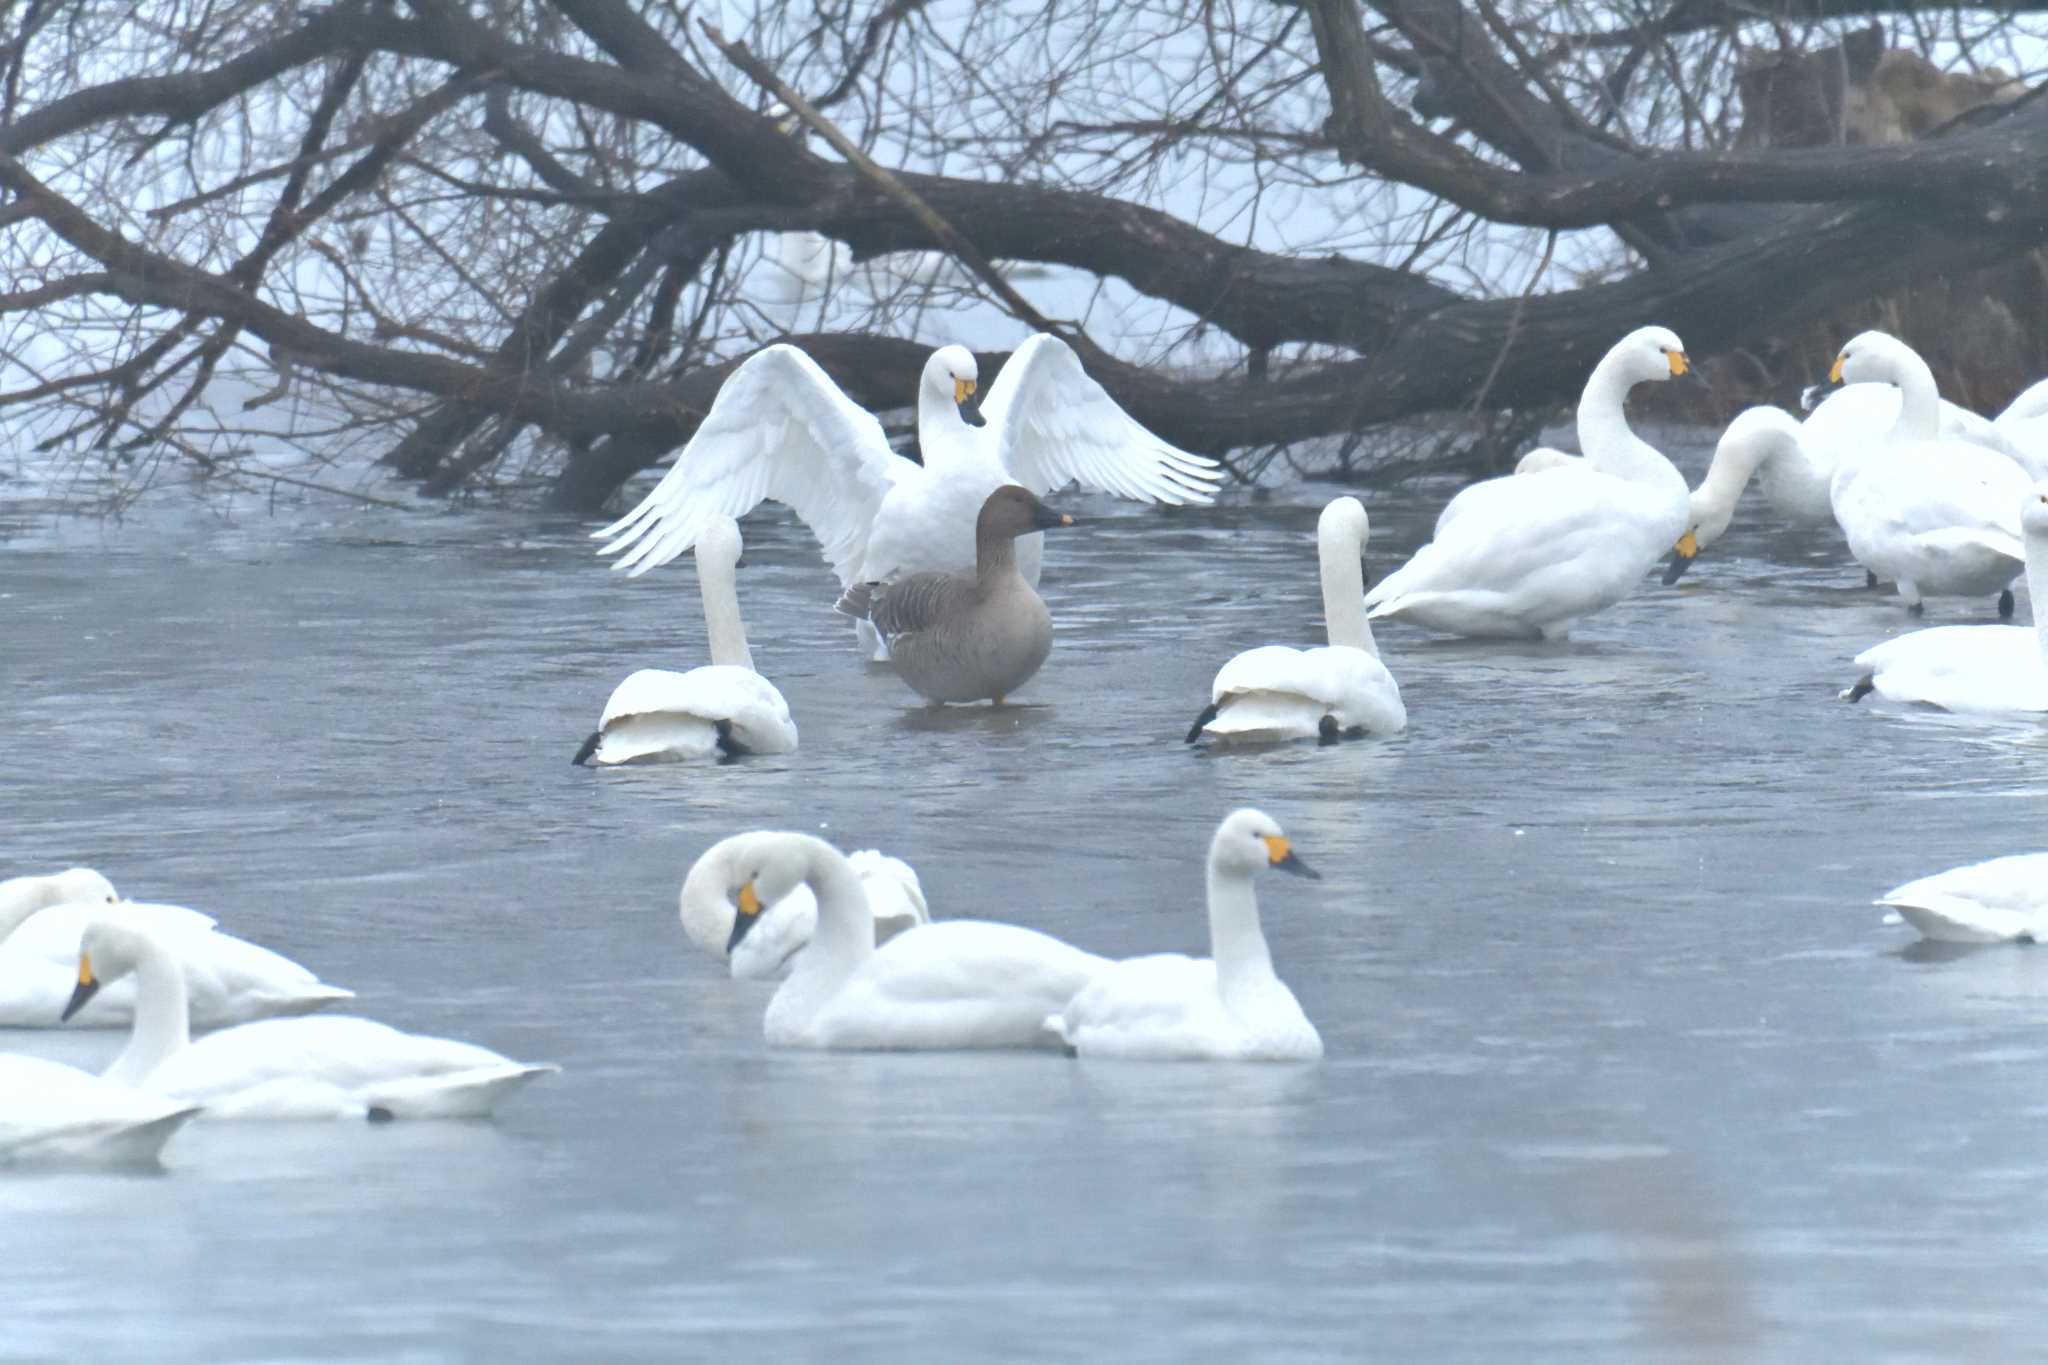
[726,880,765,955]
[1667,351,1691,378]
[954,377,976,405]
[1829,354,1847,384]
[1662,529,1701,585]
[1263,836,1322,880]
[736,882,762,918]
[61,953,100,1022]
[1675,529,1698,558]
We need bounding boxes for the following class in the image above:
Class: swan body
[592,337,1219,656]
[0,872,352,1028]
[1841,481,2048,711]
[68,920,554,1121]
[1992,379,2048,480]
[1364,326,1693,640]
[577,516,796,764]
[680,845,930,981]
[1827,331,2029,611]
[1189,497,1405,743]
[0,1055,199,1167]
[703,830,1109,1050]
[1876,853,2048,944]
[1046,810,1324,1062]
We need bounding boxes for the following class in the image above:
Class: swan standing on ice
[591,336,1219,656]
[680,845,929,980]
[64,920,555,1121]
[1046,810,1324,1062]
[698,830,1108,1050]
[1841,481,2048,711]
[1362,326,1694,640]
[0,867,353,1028]
[1187,496,1405,744]
[836,486,1073,705]
[1875,852,2048,944]
[575,515,796,765]
[1826,331,2029,617]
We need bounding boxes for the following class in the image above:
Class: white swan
[0,868,353,1028]
[1045,809,1324,1062]
[1362,326,1693,640]
[1187,496,1405,744]
[591,337,1220,655]
[1659,406,1809,582]
[575,515,796,765]
[1991,378,2048,481]
[1876,853,2048,944]
[680,844,930,981]
[0,1054,199,1167]
[698,830,1109,1049]
[1827,331,2030,615]
[1841,480,2048,711]
[66,919,555,1120]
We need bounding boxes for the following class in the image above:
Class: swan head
[1210,809,1321,881]
[62,917,156,1021]
[2025,482,2048,540]
[1317,496,1370,554]
[683,831,821,956]
[1606,325,1693,386]
[978,485,1074,540]
[923,344,982,416]
[1830,330,1914,387]
[48,867,120,909]
[695,515,744,574]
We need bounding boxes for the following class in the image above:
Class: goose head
[61,917,153,1021]
[924,345,983,426]
[1209,809,1321,881]
[978,485,1074,540]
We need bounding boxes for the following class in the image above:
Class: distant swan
[1841,480,2048,711]
[1187,496,1405,743]
[1046,809,1324,1061]
[67,920,555,1120]
[699,830,1109,1049]
[1876,852,2048,944]
[0,868,353,1028]
[680,845,930,980]
[1363,326,1693,640]
[1827,331,2029,616]
[576,515,796,764]
[592,336,1219,656]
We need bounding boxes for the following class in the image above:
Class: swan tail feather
[361,1064,558,1121]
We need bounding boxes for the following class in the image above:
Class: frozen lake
[3,443,2045,1361]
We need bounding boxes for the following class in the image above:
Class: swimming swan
[575,515,796,764]
[0,1054,199,1167]
[1875,852,2048,944]
[1362,326,1693,640]
[1841,480,2048,712]
[66,920,555,1120]
[836,486,1074,704]
[591,337,1220,656]
[1045,809,1324,1061]
[0,868,354,1028]
[1187,496,1405,743]
[680,845,930,980]
[701,830,1109,1049]
[1827,331,2029,616]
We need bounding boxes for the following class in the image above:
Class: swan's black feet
[1317,715,1342,745]
[1866,570,1880,589]
[1843,676,1875,703]
[1907,601,1925,616]
[1185,704,1219,744]
[1999,588,2016,619]
[713,719,741,763]
[366,1105,396,1124]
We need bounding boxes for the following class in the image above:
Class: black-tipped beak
[1662,550,1695,585]
[1275,849,1321,880]
[1032,503,1075,531]
[1801,379,1843,413]
[61,975,100,1022]
[957,392,986,428]
[726,882,764,954]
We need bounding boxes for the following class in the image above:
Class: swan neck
[1578,356,1681,493]
[779,837,874,990]
[1691,429,1780,541]
[1319,525,1374,655]
[919,386,970,467]
[103,937,190,1086]
[1890,354,1941,440]
[0,884,57,944]
[2029,527,2048,663]
[698,552,753,671]
[1207,864,1277,1005]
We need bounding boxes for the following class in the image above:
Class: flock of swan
[10,321,2048,1170]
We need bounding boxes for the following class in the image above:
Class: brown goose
[837,486,1074,704]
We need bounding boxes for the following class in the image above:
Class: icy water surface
[3,449,2046,1362]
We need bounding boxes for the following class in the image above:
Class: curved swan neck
[1319,524,1374,655]
[103,936,190,1087]
[779,837,875,987]
[0,884,58,944]
[1578,353,1682,493]
[1887,351,1942,441]
[1206,863,1277,1007]
[1691,424,1789,542]
[697,550,753,671]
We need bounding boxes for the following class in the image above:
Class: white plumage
[1876,853,2048,944]
[1189,496,1404,744]
[1046,809,1324,1062]
[679,845,930,980]
[0,1054,198,1167]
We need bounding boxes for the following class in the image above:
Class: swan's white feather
[1877,853,2048,943]
[588,665,796,764]
[1201,646,1404,742]
[0,1054,199,1166]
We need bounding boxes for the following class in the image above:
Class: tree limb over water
[2,2,2044,509]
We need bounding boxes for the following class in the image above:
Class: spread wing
[593,345,908,586]
[982,333,1221,504]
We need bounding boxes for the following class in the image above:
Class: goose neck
[102,937,190,1087]
[698,552,754,671]
[1318,527,1375,655]
[976,532,1021,587]
[1207,863,1278,1008]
